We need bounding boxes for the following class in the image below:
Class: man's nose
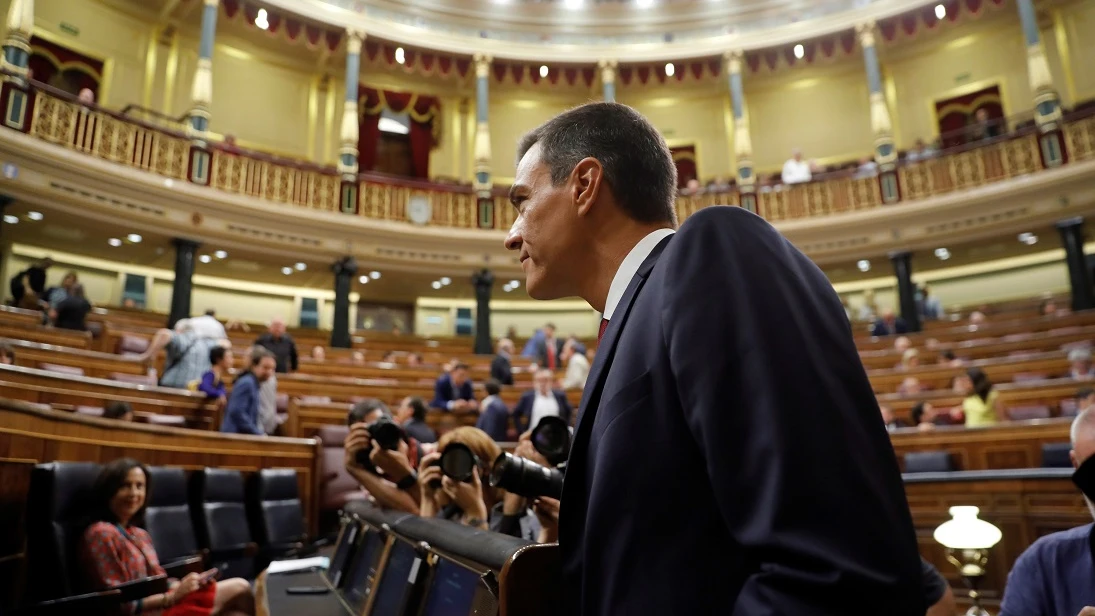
[504,223,522,251]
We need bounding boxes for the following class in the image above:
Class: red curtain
[933,85,1004,147]
[28,36,103,97]
[359,87,440,178]
[670,145,697,188]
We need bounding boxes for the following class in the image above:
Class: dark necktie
[598,318,609,343]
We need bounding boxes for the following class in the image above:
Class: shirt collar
[603,228,676,320]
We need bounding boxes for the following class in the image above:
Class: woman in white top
[561,337,591,390]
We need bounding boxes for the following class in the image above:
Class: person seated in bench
[910,401,961,431]
[513,369,572,434]
[103,401,134,422]
[395,396,437,444]
[999,409,1095,615]
[0,342,13,365]
[80,458,255,615]
[220,349,276,436]
[476,379,511,442]
[431,362,478,413]
[1069,348,1095,380]
[954,367,999,427]
[195,347,232,411]
[343,398,423,515]
[53,283,92,331]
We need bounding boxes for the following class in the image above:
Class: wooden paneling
[890,418,1072,471]
[1,337,148,378]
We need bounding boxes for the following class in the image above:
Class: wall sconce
[933,506,1002,616]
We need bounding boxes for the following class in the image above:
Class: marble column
[1016,0,1066,166]
[725,50,755,213]
[472,268,494,354]
[331,257,358,348]
[889,251,921,333]
[338,30,363,213]
[599,59,617,103]
[857,22,900,203]
[1,0,34,131]
[168,239,200,329]
[1057,218,1094,312]
[473,54,493,228]
[185,0,219,185]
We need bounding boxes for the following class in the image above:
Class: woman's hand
[172,572,203,600]
[418,452,442,498]
[443,467,488,523]
[533,497,560,543]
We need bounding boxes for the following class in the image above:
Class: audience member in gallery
[490,338,515,386]
[395,396,437,444]
[872,309,909,337]
[431,362,478,412]
[880,404,907,432]
[999,409,1095,615]
[220,349,276,436]
[476,379,512,443]
[103,401,134,423]
[196,346,232,410]
[780,148,813,184]
[79,458,255,616]
[1069,348,1095,380]
[54,283,92,331]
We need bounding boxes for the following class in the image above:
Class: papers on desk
[267,556,330,574]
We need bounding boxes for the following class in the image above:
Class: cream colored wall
[488,93,590,184]
[415,298,600,339]
[746,66,873,172]
[628,89,734,181]
[1062,0,1095,103]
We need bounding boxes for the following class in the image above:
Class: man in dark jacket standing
[254,317,298,373]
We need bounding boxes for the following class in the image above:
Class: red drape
[670,145,697,188]
[28,36,102,97]
[359,87,440,179]
[933,85,1004,147]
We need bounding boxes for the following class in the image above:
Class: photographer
[343,398,423,515]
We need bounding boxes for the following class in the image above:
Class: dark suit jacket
[476,397,511,442]
[560,207,923,615]
[512,389,572,434]
[536,337,564,369]
[490,353,514,386]
[870,317,909,337]
[430,374,475,410]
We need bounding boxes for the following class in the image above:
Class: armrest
[12,590,122,616]
[114,574,169,601]
[162,556,204,578]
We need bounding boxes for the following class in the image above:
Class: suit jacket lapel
[567,235,674,471]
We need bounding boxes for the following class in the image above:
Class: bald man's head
[1071,409,1095,469]
[269,318,286,337]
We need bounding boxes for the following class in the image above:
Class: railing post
[0,0,34,132]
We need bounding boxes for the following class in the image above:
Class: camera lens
[440,443,478,482]
[367,416,404,451]
[531,416,571,465]
[489,452,564,500]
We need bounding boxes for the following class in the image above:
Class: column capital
[474,53,492,78]
[332,256,359,276]
[855,21,877,48]
[723,49,744,75]
[346,29,364,55]
[202,0,219,7]
[598,59,617,85]
[5,0,34,39]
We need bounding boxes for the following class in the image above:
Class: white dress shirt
[529,391,561,432]
[603,228,677,320]
[781,158,812,184]
[563,352,591,389]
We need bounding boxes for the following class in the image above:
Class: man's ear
[1071,449,1079,469]
[571,157,604,217]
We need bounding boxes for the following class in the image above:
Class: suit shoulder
[676,205,772,240]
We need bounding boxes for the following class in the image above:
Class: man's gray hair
[1071,408,1095,446]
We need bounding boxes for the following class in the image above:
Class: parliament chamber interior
[0,0,1093,613]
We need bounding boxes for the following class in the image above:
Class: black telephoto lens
[367,416,404,451]
[489,452,564,500]
[531,416,571,465]
[440,443,478,482]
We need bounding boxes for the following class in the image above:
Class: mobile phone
[286,586,331,595]
[199,568,220,584]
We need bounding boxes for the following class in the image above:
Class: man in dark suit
[535,323,564,370]
[430,362,478,412]
[503,102,924,615]
[513,368,573,434]
[490,338,515,386]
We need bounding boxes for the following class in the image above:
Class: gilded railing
[210,150,341,212]
[1065,114,1095,162]
[29,91,189,179]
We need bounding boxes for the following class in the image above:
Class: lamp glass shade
[933,506,1002,550]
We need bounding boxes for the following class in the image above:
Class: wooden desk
[858,324,1095,370]
[1,337,148,378]
[881,377,1087,420]
[853,310,1095,351]
[0,398,321,536]
[889,417,1072,471]
[867,351,1072,393]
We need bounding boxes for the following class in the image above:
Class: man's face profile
[506,143,581,300]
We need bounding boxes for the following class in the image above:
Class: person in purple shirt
[1000,408,1095,616]
[197,346,232,410]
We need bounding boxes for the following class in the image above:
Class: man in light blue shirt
[1000,410,1095,616]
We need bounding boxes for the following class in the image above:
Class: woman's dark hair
[348,398,390,425]
[967,367,993,402]
[406,397,429,422]
[940,349,956,361]
[90,458,151,527]
[103,401,132,420]
[484,379,501,396]
[910,402,927,425]
[209,345,227,365]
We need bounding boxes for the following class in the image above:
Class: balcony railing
[13,79,1095,230]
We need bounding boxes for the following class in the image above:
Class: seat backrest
[111,373,157,386]
[1060,398,1080,417]
[144,467,199,565]
[74,405,104,417]
[903,451,955,473]
[38,363,85,377]
[247,469,306,545]
[1042,442,1074,468]
[190,468,252,550]
[142,414,186,427]
[116,335,150,355]
[26,461,103,600]
[1007,405,1052,421]
[316,425,364,512]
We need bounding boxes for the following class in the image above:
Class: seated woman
[954,367,999,427]
[80,458,255,615]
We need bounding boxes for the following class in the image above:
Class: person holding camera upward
[343,399,424,515]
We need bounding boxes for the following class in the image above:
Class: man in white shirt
[781,148,813,184]
[513,368,573,434]
[561,337,590,390]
